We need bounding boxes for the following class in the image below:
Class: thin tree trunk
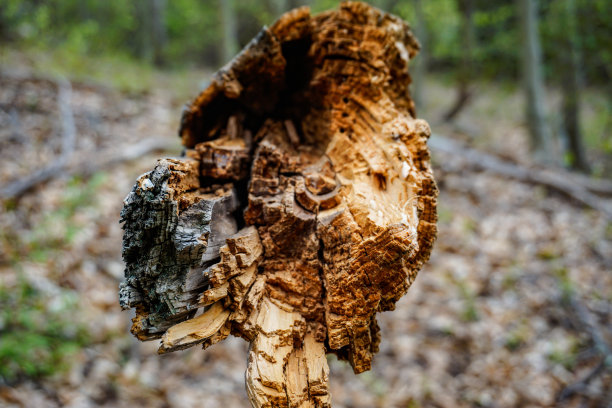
[135,0,153,62]
[442,0,475,122]
[220,0,239,65]
[270,0,289,16]
[561,0,589,172]
[288,0,311,8]
[150,0,167,66]
[518,0,554,163]
[382,0,401,12]
[0,3,9,41]
[412,0,427,110]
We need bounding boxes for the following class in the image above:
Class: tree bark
[120,3,437,406]
[518,0,554,163]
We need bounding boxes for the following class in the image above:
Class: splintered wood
[119,3,437,407]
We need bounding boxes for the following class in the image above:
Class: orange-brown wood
[120,3,437,406]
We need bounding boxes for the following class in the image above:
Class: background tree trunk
[0,2,9,41]
[412,0,428,110]
[135,0,152,62]
[270,0,289,16]
[288,0,311,8]
[150,0,167,66]
[382,0,400,13]
[518,0,554,163]
[442,0,475,122]
[220,0,239,65]
[133,0,167,66]
[561,0,589,172]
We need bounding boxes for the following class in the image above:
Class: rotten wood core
[120,3,437,407]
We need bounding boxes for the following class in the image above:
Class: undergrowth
[0,277,89,384]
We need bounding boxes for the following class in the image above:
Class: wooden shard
[120,2,437,407]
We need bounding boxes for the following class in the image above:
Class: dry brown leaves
[0,72,610,408]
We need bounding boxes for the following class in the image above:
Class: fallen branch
[567,172,612,196]
[429,134,612,220]
[0,138,178,200]
[558,359,606,401]
[566,292,612,363]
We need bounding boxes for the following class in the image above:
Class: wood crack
[119,3,436,406]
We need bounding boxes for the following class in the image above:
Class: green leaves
[0,279,89,383]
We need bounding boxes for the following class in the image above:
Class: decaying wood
[120,3,437,406]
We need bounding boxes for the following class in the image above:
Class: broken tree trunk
[119,3,437,407]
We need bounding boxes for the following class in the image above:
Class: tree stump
[119,3,437,407]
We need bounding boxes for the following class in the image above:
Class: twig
[57,77,76,162]
[566,172,612,196]
[441,85,473,123]
[566,294,612,362]
[556,282,612,401]
[429,134,612,220]
[558,358,606,400]
[0,161,66,200]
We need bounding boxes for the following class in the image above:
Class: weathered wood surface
[120,2,437,407]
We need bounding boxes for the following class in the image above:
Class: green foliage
[1,0,610,174]
[1,0,611,87]
[395,0,462,66]
[436,204,454,225]
[554,267,575,304]
[504,322,529,351]
[473,2,519,78]
[541,0,612,86]
[0,278,89,383]
[405,400,423,408]
[2,1,135,54]
[0,176,103,380]
[501,270,520,291]
[29,173,105,261]
[1,173,106,264]
[456,280,479,322]
[357,370,388,397]
[547,337,580,371]
[165,0,222,66]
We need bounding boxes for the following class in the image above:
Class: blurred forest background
[0,1,611,407]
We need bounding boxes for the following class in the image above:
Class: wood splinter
[119,2,437,407]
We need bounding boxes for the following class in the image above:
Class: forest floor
[0,63,611,408]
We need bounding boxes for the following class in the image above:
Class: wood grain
[120,3,437,406]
